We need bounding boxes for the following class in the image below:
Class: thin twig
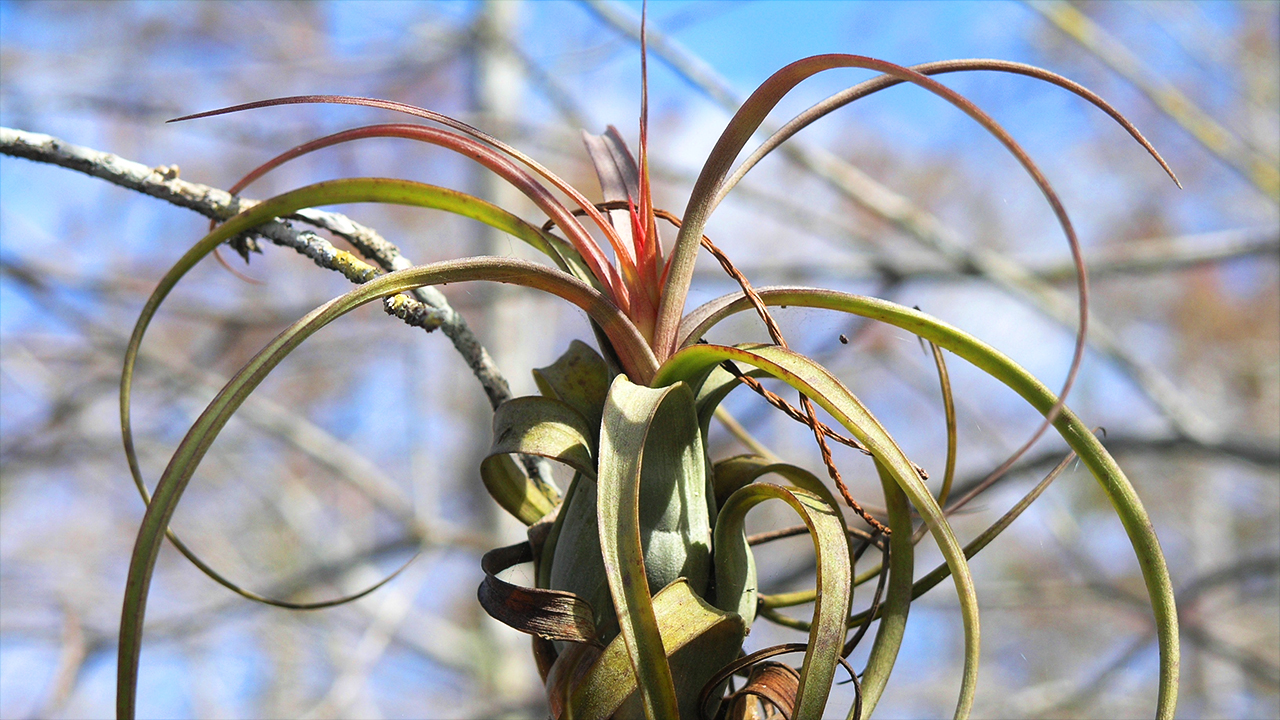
[697,231,892,535]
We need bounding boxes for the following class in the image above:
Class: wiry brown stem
[693,225,892,535]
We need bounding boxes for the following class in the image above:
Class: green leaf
[713,483,852,718]
[173,94,638,301]
[681,286,1179,720]
[718,59,1179,206]
[655,342,981,720]
[117,256,650,720]
[692,363,773,441]
[595,376,713,720]
[480,396,591,524]
[218,122,614,287]
[564,579,745,720]
[711,454,844,521]
[856,461,915,718]
[547,471,615,648]
[479,454,557,526]
[533,339,613,434]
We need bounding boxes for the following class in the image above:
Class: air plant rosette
[116,22,1181,720]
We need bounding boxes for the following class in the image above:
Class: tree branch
[689,226,1280,285]
[0,126,517,410]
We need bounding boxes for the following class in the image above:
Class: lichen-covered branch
[1,125,515,410]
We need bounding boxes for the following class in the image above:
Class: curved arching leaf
[713,482,852,719]
[594,377,713,720]
[691,362,771,441]
[480,455,559,528]
[174,94,637,305]
[718,58,1178,206]
[711,454,844,520]
[478,541,597,645]
[654,343,980,720]
[857,461,916,718]
[219,123,608,291]
[680,286,1179,720]
[654,53,1090,361]
[480,396,591,524]
[121,179,656,479]
[533,339,613,435]
[117,256,650,720]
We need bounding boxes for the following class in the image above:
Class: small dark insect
[839,334,849,345]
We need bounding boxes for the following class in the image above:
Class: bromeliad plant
[117,23,1182,720]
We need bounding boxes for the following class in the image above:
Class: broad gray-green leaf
[480,395,592,525]
[480,454,557,526]
[596,376,713,720]
[488,396,595,477]
[548,472,615,650]
[581,127,640,253]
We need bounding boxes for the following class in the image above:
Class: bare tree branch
[690,227,1280,285]
[0,126,516,411]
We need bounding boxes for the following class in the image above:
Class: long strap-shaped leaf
[119,176,654,582]
[857,461,916,718]
[595,377,712,720]
[713,483,852,718]
[221,123,608,294]
[121,180,656,466]
[654,344,980,720]
[117,256,651,719]
[680,286,1179,720]
[716,58,1178,208]
[173,95,636,308]
[711,455,844,524]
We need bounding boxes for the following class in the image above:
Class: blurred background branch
[1,2,1276,718]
